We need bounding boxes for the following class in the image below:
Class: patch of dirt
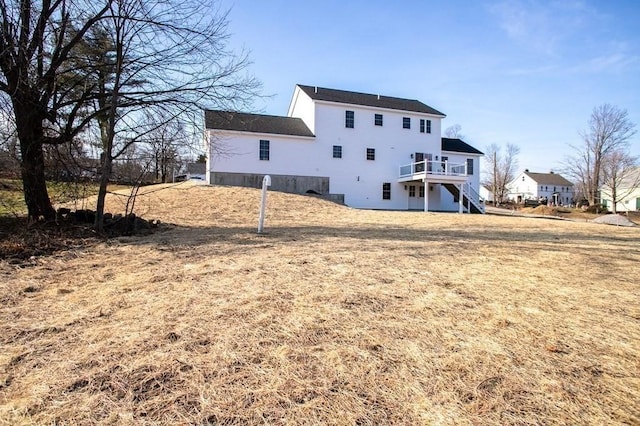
[0,210,162,264]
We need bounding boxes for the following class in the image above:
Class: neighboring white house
[601,167,640,212]
[479,185,494,203]
[205,84,484,213]
[506,170,574,205]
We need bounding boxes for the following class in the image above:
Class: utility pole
[493,151,497,207]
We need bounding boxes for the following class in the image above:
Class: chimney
[377,94,380,100]
[314,86,318,94]
[550,170,554,174]
[525,169,529,173]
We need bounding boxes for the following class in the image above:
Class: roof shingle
[297,85,446,116]
[441,138,484,155]
[205,110,314,137]
[524,172,574,186]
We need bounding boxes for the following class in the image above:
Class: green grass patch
[0,179,130,216]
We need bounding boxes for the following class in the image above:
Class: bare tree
[0,1,112,220]
[483,143,520,205]
[90,0,260,231]
[600,149,639,214]
[565,104,636,206]
[444,124,465,139]
[139,111,190,183]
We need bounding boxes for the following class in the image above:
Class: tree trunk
[95,155,113,233]
[14,102,56,221]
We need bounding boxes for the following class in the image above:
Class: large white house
[601,167,640,212]
[506,170,574,205]
[205,84,484,213]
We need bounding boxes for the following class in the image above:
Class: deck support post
[423,179,429,212]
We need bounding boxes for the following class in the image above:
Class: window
[375,114,383,126]
[420,119,425,133]
[366,148,375,161]
[259,140,269,161]
[403,117,411,129]
[409,185,416,197]
[419,185,425,198]
[345,110,354,128]
[466,158,474,175]
[382,182,391,200]
[426,119,431,133]
[333,145,342,158]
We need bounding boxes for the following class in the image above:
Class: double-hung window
[366,148,375,161]
[374,114,383,126]
[466,158,474,175]
[333,145,342,158]
[403,117,411,129]
[259,140,270,161]
[382,183,391,200]
[426,119,431,133]
[420,119,425,133]
[345,110,354,128]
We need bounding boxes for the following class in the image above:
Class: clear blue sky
[219,0,640,173]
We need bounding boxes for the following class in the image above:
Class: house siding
[207,85,482,212]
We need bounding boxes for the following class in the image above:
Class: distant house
[507,170,574,206]
[186,163,206,180]
[479,185,494,203]
[204,84,485,213]
[600,167,640,212]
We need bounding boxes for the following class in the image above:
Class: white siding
[208,86,482,211]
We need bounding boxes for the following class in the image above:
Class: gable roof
[524,171,573,186]
[441,138,484,155]
[297,84,446,116]
[205,110,314,137]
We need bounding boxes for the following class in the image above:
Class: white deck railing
[463,183,485,214]
[399,160,467,178]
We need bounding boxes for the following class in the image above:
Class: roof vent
[377,94,380,100]
[314,86,318,94]
[525,169,529,173]
[550,170,554,174]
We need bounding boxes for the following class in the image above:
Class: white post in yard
[459,183,463,214]
[258,175,271,233]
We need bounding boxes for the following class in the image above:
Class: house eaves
[297,84,446,117]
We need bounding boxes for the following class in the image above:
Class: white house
[205,84,484,213]
[601,167,640,212]
[507,170,574,206]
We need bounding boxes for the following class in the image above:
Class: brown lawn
[1,182,639,425]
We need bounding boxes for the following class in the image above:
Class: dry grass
[1,181,639,425]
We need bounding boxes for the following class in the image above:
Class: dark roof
[524,172,573,186]
[205,110,314,137]
[441,138,484,155]
[297,85,446,116]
